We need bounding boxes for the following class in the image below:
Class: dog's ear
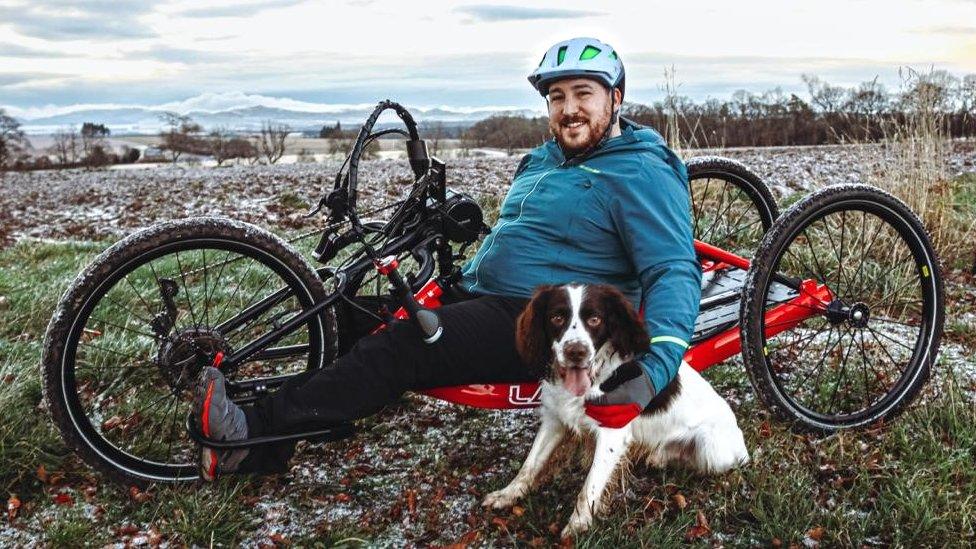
[516,285,557,377]
[600,285,650,357]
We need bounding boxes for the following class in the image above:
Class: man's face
[547,78,620,156]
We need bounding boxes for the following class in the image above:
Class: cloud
[124,45,236,64]
[0,72,70,88]
[0,1,158,41]
[0,42,75,58]
[177,0,307,18]
[454,4,605,22]
[913,25,976,36]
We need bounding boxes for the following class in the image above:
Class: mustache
[558,115,590,127]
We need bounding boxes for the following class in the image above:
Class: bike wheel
[687,156,779,255]
[42,217,337,485]
[740,185,944,433]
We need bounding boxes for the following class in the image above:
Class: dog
[482,283,749,537]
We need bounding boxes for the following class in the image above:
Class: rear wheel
[687,156,779,256]
[687,157,780,342]
[42,217,336,485]
[740,185,944,433]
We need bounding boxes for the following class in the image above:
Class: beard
[549,102,612,158]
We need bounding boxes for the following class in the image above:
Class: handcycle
[41,101,945,486]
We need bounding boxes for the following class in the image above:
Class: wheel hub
[824,299,870,328]
[848,302,870,328]
[156,328,230,392]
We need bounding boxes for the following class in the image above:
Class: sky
[1,0,975,120]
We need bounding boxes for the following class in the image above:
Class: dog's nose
[563,342,589,363]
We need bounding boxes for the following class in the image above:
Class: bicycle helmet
[528,37,625,98]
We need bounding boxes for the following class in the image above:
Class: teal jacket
[460,118,702,394]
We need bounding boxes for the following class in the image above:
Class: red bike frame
[392,240,833,409]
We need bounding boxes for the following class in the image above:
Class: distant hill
[20,104,542,135]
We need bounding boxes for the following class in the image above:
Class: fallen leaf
[335,493,352,503]
[512,505,525,517]
[642,497,665,516]
[7,495,21,521]
[696,509,710,529]
[684,509,711,542]
[671,493,687,509]
[431,487,445,506]
[102,415,123,432]
[771,537,782,547]
[148,526,163,547]
[129,485,151,503]
[117,523,139,536]
[443,528,479,548]
[758,420,772,438]
[806,525,825,541]
[491,516,509,530]
[269,532,290,546]
[52,492,74,506]
[36,465,48,484]
[406,489,416,515]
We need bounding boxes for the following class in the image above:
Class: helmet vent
[556,46,568,65]
[579,45,601,60]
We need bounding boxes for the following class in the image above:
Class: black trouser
[239,292,532,472]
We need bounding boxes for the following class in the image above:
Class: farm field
[1,143,974,547]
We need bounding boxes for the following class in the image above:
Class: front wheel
[42,217,337,485]
[740,185,944,433]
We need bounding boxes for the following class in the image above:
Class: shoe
[193,367,249,481]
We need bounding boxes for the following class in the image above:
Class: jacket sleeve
[607,155,702,394]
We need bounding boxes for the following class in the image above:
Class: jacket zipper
[470,166,560,290]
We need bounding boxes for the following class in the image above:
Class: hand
[584,360,656,428]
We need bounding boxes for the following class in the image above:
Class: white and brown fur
[482,284,749,537]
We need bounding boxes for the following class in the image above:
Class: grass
[1,235,974,546]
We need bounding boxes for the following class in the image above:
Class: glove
[584,360,656,428]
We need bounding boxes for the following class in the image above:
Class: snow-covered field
[3,141,973,247]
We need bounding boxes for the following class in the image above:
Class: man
[193,37,702,480]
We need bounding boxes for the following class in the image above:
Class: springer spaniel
[483,283,749,537]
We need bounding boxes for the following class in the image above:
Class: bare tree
[0,109,30,171]
[209,127,232,166]
[210,128,256,166]
[428,121,445,156]
[258,120,290,164]
[802,74,846,114]
[50,126,79,166]
[159,112,203,164]
[80,122,110,168]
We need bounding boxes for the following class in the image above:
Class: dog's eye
[550,314,565,326]
[586,316,602,327]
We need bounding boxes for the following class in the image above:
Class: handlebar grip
[409,246,436,290]
[406,139,430,179]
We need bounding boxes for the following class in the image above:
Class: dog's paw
[481,487,522,509]
[561,514,592,538]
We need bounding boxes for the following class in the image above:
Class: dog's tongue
[563,368,591,397]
